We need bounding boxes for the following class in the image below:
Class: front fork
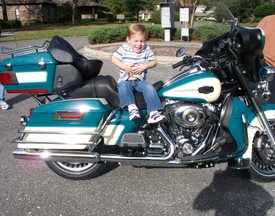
[233,63,275,152]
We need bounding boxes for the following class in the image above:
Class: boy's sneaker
[129,108,140,121]
[0,101,9,110]
[148,111,166,124]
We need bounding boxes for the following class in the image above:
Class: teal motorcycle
[1,22,275,182]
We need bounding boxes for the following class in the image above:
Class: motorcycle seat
[71,75,164,109]
[48,36,102,81]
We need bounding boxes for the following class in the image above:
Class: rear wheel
[241,129,275,182]
[46,161,107,180]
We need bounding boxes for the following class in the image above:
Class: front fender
[243,104,275,159]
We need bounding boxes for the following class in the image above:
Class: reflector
[7,89,48,93]
[54,111,84,120]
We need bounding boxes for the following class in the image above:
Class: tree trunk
[136,10,139,22]
[2,0,8,20]
[72,0,78,24]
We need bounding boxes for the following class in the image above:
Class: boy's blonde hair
[127,23,148,38]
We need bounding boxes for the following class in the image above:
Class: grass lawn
[0,23,123,42]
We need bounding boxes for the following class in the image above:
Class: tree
[221,0,264,22]
[99,0,161,21]
[99,0,126,15]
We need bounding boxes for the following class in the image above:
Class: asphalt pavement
[0,37,274,216]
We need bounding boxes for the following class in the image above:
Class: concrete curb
[78,41,202,65]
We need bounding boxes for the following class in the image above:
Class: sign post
[180,7,190,41]
[160,3,175,42]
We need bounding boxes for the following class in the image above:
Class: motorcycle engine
[173,103,206,128]
[165,102,217,157]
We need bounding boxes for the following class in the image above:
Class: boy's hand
[124,64,135,74]
[131,63,147,74]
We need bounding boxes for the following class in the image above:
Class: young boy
[0,83,9,110]
[111,23,165,123]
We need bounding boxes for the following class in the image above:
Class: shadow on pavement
[193,168,274,216]
[6,94,32,107]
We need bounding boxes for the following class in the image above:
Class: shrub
[254,4,275,17]
[0,20,21,29]
[192,22,230,41]
[88,25,128,43]
[146,25,164,39]
[151,11,161,24]
[88,24,165,44]
[88,22,231,44]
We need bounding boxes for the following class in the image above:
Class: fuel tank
[158,71,221,103]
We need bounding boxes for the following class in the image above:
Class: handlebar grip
[172,61,184,69]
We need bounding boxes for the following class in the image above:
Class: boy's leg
[117,81,136,108]
[135,81,165,123]
[135,81,162,113]
[117,81,140,120]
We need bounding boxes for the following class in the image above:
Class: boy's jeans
[117,80,163,113]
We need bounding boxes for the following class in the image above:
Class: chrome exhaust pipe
[13,149,99,163]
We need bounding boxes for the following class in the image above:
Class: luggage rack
[0,40,50,57]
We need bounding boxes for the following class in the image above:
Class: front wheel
[241,131,275,182]
[46,161,107,180]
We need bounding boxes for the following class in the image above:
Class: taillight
[0,72,18,85]
[0,73,11,84]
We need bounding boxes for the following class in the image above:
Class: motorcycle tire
[45,161,107,180]
[241,130,275,182]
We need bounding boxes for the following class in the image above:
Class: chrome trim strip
[18,129,99,135]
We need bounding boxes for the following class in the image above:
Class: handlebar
[172,55,204,69]
[172,61,184,69]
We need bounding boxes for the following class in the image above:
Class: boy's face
[127,33,146,53]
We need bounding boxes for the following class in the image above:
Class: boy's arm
[146,59,157,69]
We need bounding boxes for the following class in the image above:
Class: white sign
[116,14,125,20]
[161,7,171,28]
[181,28,189,36]
[180,8,189,22]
